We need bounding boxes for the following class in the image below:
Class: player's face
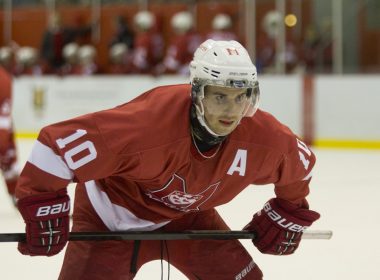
[202,85,250,135]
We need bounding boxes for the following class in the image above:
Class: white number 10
[56,129,97,170]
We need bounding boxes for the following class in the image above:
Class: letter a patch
[227,149,247,176]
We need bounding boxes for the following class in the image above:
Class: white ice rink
[1,139,379,280]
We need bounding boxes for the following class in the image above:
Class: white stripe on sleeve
[28,140,74,180]
[85,180,170,231]
[0,116,11,129]
[303,171,313,181]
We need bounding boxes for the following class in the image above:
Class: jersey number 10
[56,129,98,170]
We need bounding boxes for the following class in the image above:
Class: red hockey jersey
[132,32,164,73]
[162,32,202,74]
[0,67,19,195]
[0,67,13,148]
[16,84,315,231]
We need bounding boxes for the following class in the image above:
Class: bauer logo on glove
[263,201,309,233]
[36,202,70,217]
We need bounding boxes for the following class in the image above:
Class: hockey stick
[0,230,332,242]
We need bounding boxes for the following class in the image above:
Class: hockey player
[15,40,320,280]
[207,13,239,41]
[159,11,202,75]
[0,66,19,205]
[131,11,164,74]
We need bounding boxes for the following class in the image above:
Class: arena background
[0,0,379,279]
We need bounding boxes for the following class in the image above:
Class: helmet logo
[199,44,208,51]
[226,48,239,55]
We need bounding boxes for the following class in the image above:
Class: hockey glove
[17,189,70,256]
[244,198,320,255]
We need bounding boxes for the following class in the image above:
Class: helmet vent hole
[213,52,218,56]
[210,70,220,78]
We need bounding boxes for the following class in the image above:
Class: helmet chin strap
[190,105,226,146]
[194,103,226,137]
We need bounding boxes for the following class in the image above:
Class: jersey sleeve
[0,67,17,190]
[15,111,141,199]
[273,138,316,206]
[0,68,14,153]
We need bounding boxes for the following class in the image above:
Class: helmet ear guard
[190,77,202,103]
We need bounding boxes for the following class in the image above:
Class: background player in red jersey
[15,39,320,279]
[0,66,19,205]
[158,11,202,75]
[131,10,164,74]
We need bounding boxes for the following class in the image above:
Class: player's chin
[214,123,238,135]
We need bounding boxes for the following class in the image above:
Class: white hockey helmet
[134,10,155,31]
[63,42,79,60]
[109,43,128,63]
[78,45,96,65]
[189,39,260,136]
[171,11,193,34]
[0,47,12,64]
[262,10,282,38]
[212,13,232,30]
[16,47,38,66]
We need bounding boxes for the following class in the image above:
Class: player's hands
[244,198,320,255]
[17,189,70,256]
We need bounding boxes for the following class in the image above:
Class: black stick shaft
[0,230,257,242]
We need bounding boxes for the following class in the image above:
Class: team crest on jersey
[145,174,220,212]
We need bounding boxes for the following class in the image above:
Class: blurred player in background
[14,47,43,76]
[40,12,94,74]
[158,11,202,75]
[15,39,320,279]
[59,42,80,75]
[207,13,238,41]
[109,15,135,51]
[131,10,164,74]
[107,43,132,74]
[0,47,14,74]
[0,66,19,205]
[75,45,99,75]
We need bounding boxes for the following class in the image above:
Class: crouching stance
[16,40,319,279]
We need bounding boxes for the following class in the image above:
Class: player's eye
[235,93,247,103]
[215,94,226,103]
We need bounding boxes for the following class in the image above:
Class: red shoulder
[235,109,299,154]
[94,84,192,155]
